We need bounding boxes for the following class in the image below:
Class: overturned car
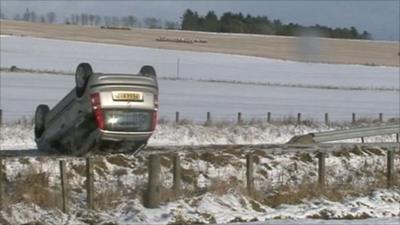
[34,63,159,155]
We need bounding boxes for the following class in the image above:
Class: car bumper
[99,129,153,142]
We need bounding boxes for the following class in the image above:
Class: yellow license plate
[112,91,143,101]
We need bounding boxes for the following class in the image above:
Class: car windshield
[103,109,152,132]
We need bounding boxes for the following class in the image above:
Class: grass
[6,167,60,209]
[2,142,398,222]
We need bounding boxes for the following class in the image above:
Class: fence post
[0,157,3,210]
[379,113,383,122]
[324,113,329,126]
[0,109,2,126]
[59,160,68,213]
[297,113,302,124]
[237,112,242,124]
[396,133,399,143]
[318,152,326,190]
[206,112,211,124]
[361,137,365,143]
[246,153,254,195]
[86,157,94,210]
[172,155,181,195]
[267,112,271,123]
[175,112,180,124]
[352,113,356,124]
[145,154,161,208]
[387,150,394,188]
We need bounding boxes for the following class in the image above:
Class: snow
[0,147,399,224]
[1,122,397,150]
[1,71,399,123]
[1,35,399,225]
[1,36,398,88]
[1,35,398,123]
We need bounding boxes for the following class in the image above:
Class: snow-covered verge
[2,190,399,225]
[0,144,399,225]
[1,122,397,150]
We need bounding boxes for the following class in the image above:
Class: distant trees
[143,17,162,29]
[5,8,372,40]
[180,9,372,40]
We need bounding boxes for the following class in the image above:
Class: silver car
[34,63,159,155]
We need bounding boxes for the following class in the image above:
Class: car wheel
[139,65,156,78]
[34,104,50,139]
[75,63,93,97]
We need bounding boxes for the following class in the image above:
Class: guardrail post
[387,150,394,188]
[246,153,254,195]
[267,112,271,123]
[206,112,211,124]
[59,160,68,213]
[297,113,302,124]
[318,152,326,190]
[361,137,365,143]
[379,113,383,122]
[396,134,399,143]
[352,113,356,124]
[86,157,94,210]
[324,113,329,126]
[145,154,161,208]
[0,157,3,210]
[237,112,242,124]
[172,155,181,195]
[175,112,180,124]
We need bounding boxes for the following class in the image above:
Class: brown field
[1,20,399,67]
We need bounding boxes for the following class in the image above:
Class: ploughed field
[1,20,398,67]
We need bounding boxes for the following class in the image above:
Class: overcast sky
[1,0,399,41]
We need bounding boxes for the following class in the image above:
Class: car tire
[139,65,156,78]
[75,63,93,97]
[34,104,50,139]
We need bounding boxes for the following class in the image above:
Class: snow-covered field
[1,35,399,122]
[1,35,399,225]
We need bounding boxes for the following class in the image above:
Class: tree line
[181,9,372,40]
[1,8,372,39]
[2,8,179,29]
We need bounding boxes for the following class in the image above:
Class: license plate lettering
[112,92,143,101]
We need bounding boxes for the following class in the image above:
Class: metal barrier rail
[288,123,400,144]
[0,143,399,158]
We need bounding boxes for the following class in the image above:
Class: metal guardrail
[288,124,400,144]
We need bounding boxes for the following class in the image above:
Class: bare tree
[104,16,112,26]
[80,14,88,25]
[23,8,30,21]
[122,15,137,27]
[94,15,102,26]
[29,11,37,22]
[46,12,56,24]
[144,17,161,29]
[164,20,178,30]
[14,14,21,20]
[40,15,46,23]
[89,14,95,25]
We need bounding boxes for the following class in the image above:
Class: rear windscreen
[103,109,152,132]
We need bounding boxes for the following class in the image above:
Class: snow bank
[1,122,397,150]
